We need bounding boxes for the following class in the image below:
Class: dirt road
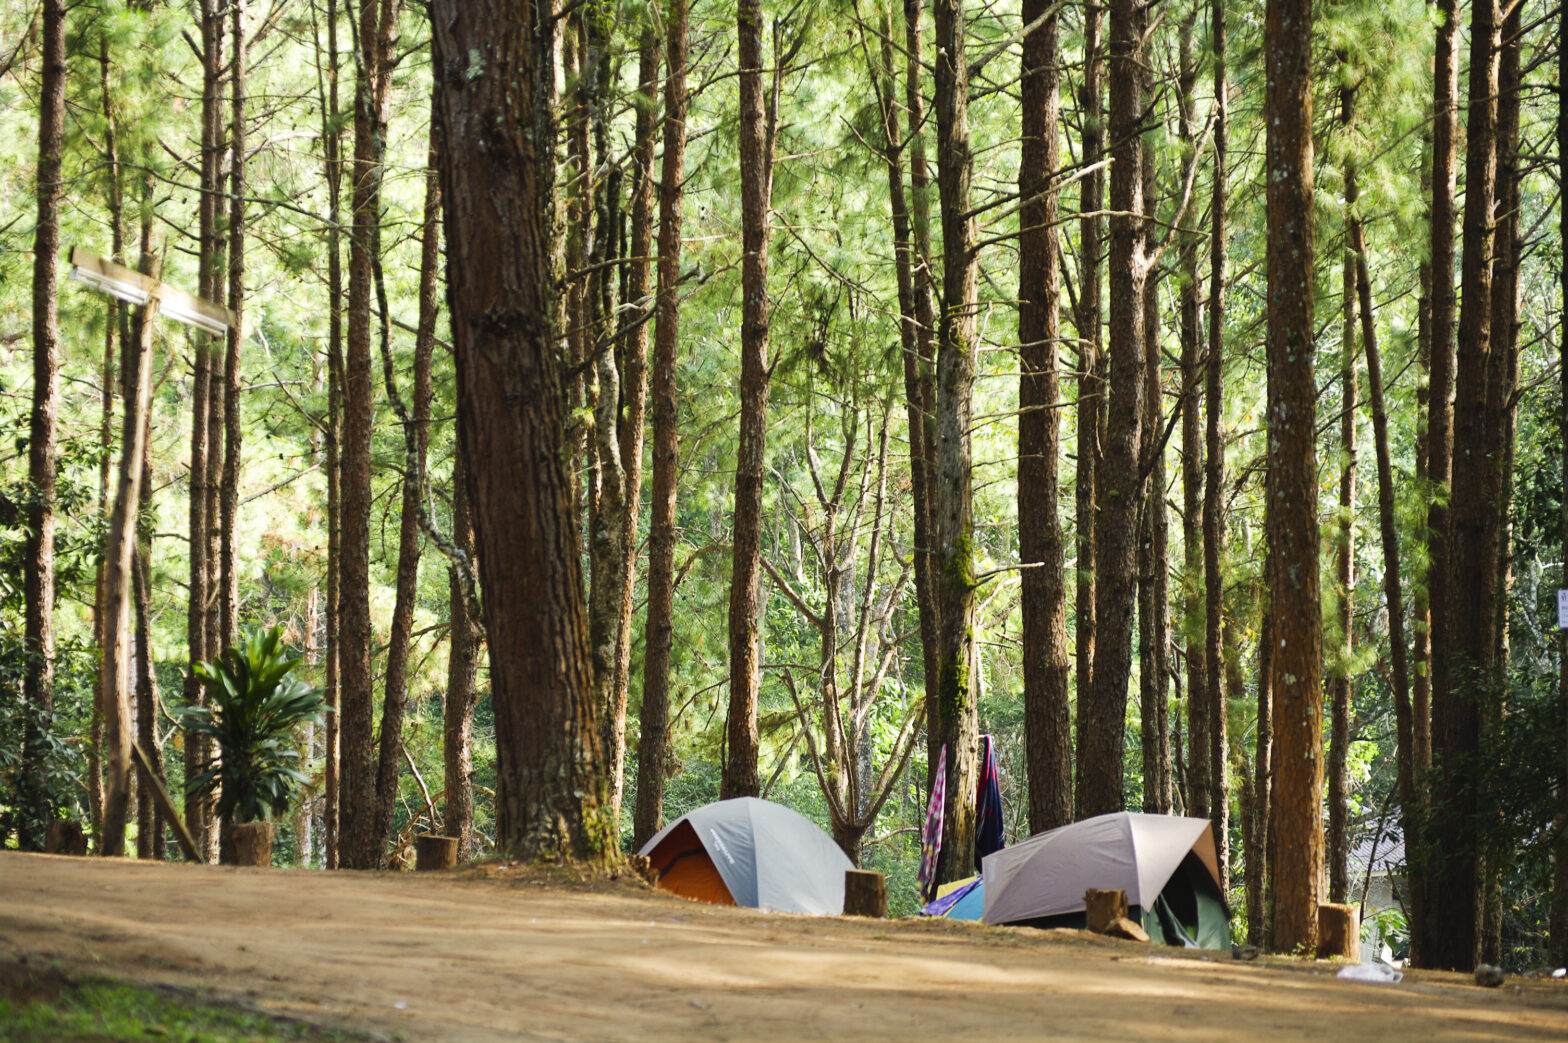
[3,852,1566,1041]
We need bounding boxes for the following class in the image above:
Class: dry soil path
[3,852,1567,1041]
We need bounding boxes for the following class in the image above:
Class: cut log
[45,820,88,856]
[415,834,459,871]
[1085,888,1129,934]
[844,869,887,918]
[1317,902,1359,960]
[1104,916,1151,943]
[224,821,273,867]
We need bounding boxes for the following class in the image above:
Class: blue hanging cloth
[974,733,1005,871]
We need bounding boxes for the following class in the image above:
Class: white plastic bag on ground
[1337,962,1404,984]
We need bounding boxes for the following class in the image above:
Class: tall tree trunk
[930,0,980,887]
[594,19,658,827]
[723,0,777,801]
[1264,0,1321,953]
[901,0,942,786]
[1204,0,1230,892]
[431,0,615,863]
[1079,0,1145,819]
[1419,0,1461,794]
[102,254,161,858]
[20,0,66,853]
[1328,147,1357,905]
[1139,111,1170,816]
[313,0,345,872]
[377,114,440,853]
[1351,166,1416,922]
[1249,584,1274,946]
[1177,13,1207,823]
[89,29,126,853]
[339,0,400,870]
[219,0,247,652]
[1074,1,1105,796]
[134,467,167,861]
[1553,0,1568,968]
[444,439,480,860]
[633,0,690,851]
[1018,0,1072,834]
[871,0,941,795]
[1426,0,1501,973]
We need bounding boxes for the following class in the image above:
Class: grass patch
[0,956,369,1043]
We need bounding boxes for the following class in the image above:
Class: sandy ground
[3,852,1567,1041]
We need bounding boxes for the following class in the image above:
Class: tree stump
[1085,889,1129,934]
[415,834,459,871]
[843,870,887,918]
[1316,902,1359,960]
[45,821,87,856]
[224,821,273,867]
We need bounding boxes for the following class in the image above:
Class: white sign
[1558,589,1568,630]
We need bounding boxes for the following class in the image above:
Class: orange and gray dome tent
[637,797,853,915]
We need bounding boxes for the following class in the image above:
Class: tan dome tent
[981,812,1231,948]
[638,797,853,915]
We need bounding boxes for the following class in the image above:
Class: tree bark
[594,18,658,826]
[1177,13,1207,823]
[869,0,940,799]
[1419,0,1461,794]
[339,0,400,870]
[1554,0,1568,968]
[902,0,942,786]
[633,0,690,851]
[444,438,480,861]
[1018,0,1072,834]
[135,393,167,861]
[723,0,777,801]
[102,255,161,858]
[1248,583,1274,946]
[1138,107,1170,816]
[1074,2,1105,797]
[1425,0,1501,973]
[432,0,616,863]
[1351,174,1416,911]
[1328,195,1356,907]
[219,0,247,652]
[19,0,66,853]
[930,0,980,887]
[313,0,344,872]
[1204,0,1230,891]
[1079,0,1146,819]
[1264,0,1322,953]
[377,110,440,855]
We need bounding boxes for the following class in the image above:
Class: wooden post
[224,821,273,867]
[1085,888,1129,934]
[415,834,459,871]
[1317,902,1359,960]
[844,869,887,917]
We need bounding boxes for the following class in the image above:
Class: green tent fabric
[979,812,1231,949]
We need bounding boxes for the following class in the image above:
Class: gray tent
[981,812,1230,948]
[637,797,852,915]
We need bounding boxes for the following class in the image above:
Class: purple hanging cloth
[917,745,947,903]
[974,733,1005,870]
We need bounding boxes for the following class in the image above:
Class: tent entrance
[646,820,737,906]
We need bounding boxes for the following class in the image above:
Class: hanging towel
[918,745,947,903]
[974,733,1005,870]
